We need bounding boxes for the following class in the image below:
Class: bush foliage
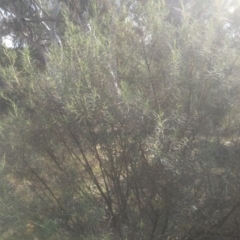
[1,1,240,239]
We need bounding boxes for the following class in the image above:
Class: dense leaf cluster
[1,0,240,239]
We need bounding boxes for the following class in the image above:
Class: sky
[2,35,14,48]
